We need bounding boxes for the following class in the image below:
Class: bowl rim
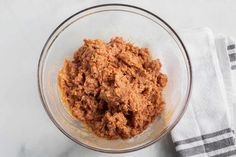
[37,3,192,153]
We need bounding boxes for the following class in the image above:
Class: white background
[0,0,235,157]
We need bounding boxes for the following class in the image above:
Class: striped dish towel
[171,28,236,157]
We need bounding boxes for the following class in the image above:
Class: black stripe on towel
[231,65,236,70]
[178,137,235,157]
[229,53,236,62]
[212,149,236,157]
[227,44,235,50]
[204,137,235,152]
[174,128,232,145]
[178,145,205,157]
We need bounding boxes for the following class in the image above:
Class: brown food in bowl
[58,37,167,139]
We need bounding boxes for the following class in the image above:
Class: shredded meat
[58,37,167,139]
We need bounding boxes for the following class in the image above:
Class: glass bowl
[38,4,192,153]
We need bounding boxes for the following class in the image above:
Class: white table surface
[0,0,236,157]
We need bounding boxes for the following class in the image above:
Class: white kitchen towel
[171,28,236,157]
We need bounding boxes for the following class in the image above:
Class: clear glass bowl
[38,4,192,153]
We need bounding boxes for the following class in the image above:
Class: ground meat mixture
[58,37,167,139]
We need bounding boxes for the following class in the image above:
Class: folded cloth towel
[171,28,236,157]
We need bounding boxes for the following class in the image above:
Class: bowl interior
[38,4,191,153]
